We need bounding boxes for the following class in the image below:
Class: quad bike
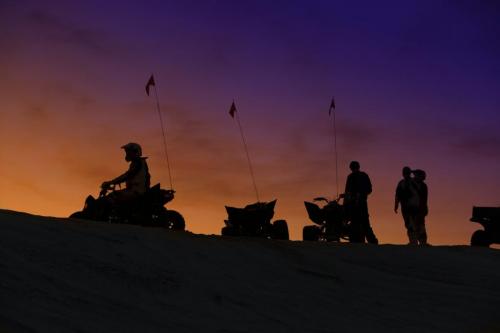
[470,206,500,247]
[221,200,289,240]
[70,183,185,230]
[303,196,352,242]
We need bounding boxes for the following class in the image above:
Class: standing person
[413,169,429,245]
[394,166,420,244]
[344,161,378,244]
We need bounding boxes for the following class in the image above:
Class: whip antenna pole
[329,97,339,198]
[146,74,173,190]
[230,101,260,202]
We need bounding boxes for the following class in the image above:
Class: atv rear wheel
[272,220,289,240]
[159,210,185,231]
[303,225,321,241]
[471,230,491,247]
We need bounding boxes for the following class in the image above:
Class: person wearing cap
[412,169,429,245]
[344,161,378,244]
[101,142,151,204]
[394,166,420,244]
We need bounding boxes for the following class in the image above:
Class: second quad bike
[303,196,351,242]
[221,200,289,240]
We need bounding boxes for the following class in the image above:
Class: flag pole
[329,98,339,198]
[150,76,174,190]
[231,101,260,202]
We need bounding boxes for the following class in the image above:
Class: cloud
[28,9,115,56]
[429,121,500,160]
[57,149,117,181]
[450,134,500,159]
[287,116,385,157]
[22,104,51,125]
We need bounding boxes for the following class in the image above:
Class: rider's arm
[394,182,402,212]
[109,160,142,185]
[344,174,352,194]
[365,173,373,195]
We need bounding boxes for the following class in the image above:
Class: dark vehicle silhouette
[303,196,352,242]
[470,206,500,247]
[70,183,185,230]
[221,200,289,240]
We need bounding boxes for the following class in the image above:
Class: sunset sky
[1,0,499,244]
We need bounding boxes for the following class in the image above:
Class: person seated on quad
[101,142,151,205]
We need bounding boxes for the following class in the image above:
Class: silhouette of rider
[101,142,151,205]
[344,161,378,244]
[394,166,420,244]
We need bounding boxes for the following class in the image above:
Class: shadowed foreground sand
[1,209,499,333]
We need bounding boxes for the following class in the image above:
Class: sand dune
[1,209,499,333]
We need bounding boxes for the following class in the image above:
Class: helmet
[121,142,142,157]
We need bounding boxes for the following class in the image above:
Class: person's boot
[418,233,429,246]
[366,232,379,245]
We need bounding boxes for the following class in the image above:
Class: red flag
[229,101,237,118]
[329,97,336,115]
[145,75,155,96]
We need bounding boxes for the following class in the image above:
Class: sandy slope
[1,210,499,333]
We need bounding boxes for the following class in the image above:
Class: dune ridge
[1,209,499,333]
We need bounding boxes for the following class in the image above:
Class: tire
[324,222,341,242]
[221,226,236,236]
[69,211,86,219]
[303,225,321,241]
[471,230,491,247]
[272,220,289,240]
[160,210,185,231]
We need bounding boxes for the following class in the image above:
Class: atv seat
[225,200,276,227]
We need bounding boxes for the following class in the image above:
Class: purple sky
[1,0,499,243]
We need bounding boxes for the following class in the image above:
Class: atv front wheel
[303,225,321,241]
[221,226,237,236]
[471,230,491,247]
[272,220,289,240]
[69,211,86,219]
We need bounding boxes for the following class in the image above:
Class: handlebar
[99,183,117,198]
[313,194,346,204]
